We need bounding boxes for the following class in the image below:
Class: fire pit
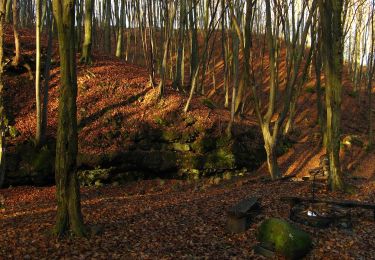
[290,202,352,228]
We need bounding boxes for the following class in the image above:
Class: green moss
[257,218,312,259]
[161,129,181,142]
[191,135,217,153]
[204,148,236,170]
[154,116,168,126]
[184,115,196,126]
[181,129,197,143]
[179,154,204,169]
[172,143,191,152]
[78,167,113,186]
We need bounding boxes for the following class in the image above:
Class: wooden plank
[227,197,260,218]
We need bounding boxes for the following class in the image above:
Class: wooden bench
[227,197,260,233]
[281,196,375,220]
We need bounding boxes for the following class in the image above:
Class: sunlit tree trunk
[80,0,93,64]
[367,2,375,147]
[5,0,10,23]
[188,0,198,85]
[52,0,86,237]
[35,0,42,147]
[11,0,20,66]
[115,0,124,58]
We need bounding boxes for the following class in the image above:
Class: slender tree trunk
[158,0,176,99]
[80,0,93,64]
[173,0,186,91]
[52,0,86,237]
[188,0,198,85]
[115,0,124,58]
[11,0,20,66]
[0,0,7,188]
[314,40,326,145]
[76,0,83,50]
[368,3,374,147]
[40,0,53,146]
[35,0,42,147]
[146,0,155,86]
[5,0,11,23]
[104,0,111,54]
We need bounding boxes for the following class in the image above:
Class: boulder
[257,218,312,259]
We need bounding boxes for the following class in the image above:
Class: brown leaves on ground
[1,173,375,259]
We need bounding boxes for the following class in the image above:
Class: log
[281,196,375,220]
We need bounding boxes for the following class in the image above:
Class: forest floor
[0,164,374,259]
[1,26,375,259]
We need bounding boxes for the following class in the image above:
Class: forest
[0,0,374,258]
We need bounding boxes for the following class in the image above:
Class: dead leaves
[0,176,374,259]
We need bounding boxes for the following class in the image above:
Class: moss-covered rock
[179,154,204,170]
[257,218,312,259]
[172,143,191,152]
[181,129,198,143]
[7,142,55,186]
[204,148,236,170]
[78,167,113,186]
[191,135,217,153]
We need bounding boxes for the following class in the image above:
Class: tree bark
[11,0,20,66]
[80,0,93,64]
[319,0,344,191]
[104,0,111,54]
[40,0,53,146]
[35,0,42,147]
[52,0,86,237]
[0,0,7,188]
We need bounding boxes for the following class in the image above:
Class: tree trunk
[367,2,374,147]
[41,0,53,146]
[0,0,7,188]
[262,125,281,180]
[52,0,86,237]
[188,0,198,85]
[115,0,124,58]
[173,0,186,91]
[35,0,42,147]
[80,0,93,64]
[5,0,11,23]
[319,0,344,191]
[104,0,111,54]
[11,0,20,66]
